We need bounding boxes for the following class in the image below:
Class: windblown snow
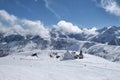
[0,50,120,80]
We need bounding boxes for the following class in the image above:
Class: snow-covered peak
[98,26,119,33]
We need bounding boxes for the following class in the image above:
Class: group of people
[49,50,84,60]
[31,50,84,61]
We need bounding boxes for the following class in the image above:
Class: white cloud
[100,0,120,16]
[54,20,83,34]
[0,10,50,40]
[22,19,50,39]
[0,9,98,40]
[0,10,17,25]
[83,27,98,35]
[0,22,7,33]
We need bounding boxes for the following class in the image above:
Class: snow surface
[0,50,120,80]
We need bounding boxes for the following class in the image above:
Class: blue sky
[0,0,120,28]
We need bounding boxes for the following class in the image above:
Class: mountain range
[0,26,120,62]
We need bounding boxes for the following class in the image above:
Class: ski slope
[0,50,120,80]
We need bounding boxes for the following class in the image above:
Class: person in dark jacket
[78,50,83,59]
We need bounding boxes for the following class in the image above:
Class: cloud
[0,10,17,25]
[21,19,50,39]
[54,20,83,34]
[83,27,98,35]
[43,0,61,19]
[53,20,98,35]
[0,9,98,40]
[100,0,120,16]
[0,10,50,40]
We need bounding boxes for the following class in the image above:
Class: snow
[60,50,75,60]
[87,43,120,62]
[0,50,120,80]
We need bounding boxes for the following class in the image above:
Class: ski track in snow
[0,50,120,80]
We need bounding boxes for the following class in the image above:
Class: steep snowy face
[87,44,120,62]
[90,26,120,45]
[22,25,120,46]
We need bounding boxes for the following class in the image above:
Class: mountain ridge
[0,26,120,62]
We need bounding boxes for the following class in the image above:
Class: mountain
[0,26,120,62]
[50,26,120,46]
[1,26,120,47]
[90,26,120,45]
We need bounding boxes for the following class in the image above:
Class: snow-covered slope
[1,36,120,62]
[0,50,120,80]
[90,26,120,45]
[87,44,120,62]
